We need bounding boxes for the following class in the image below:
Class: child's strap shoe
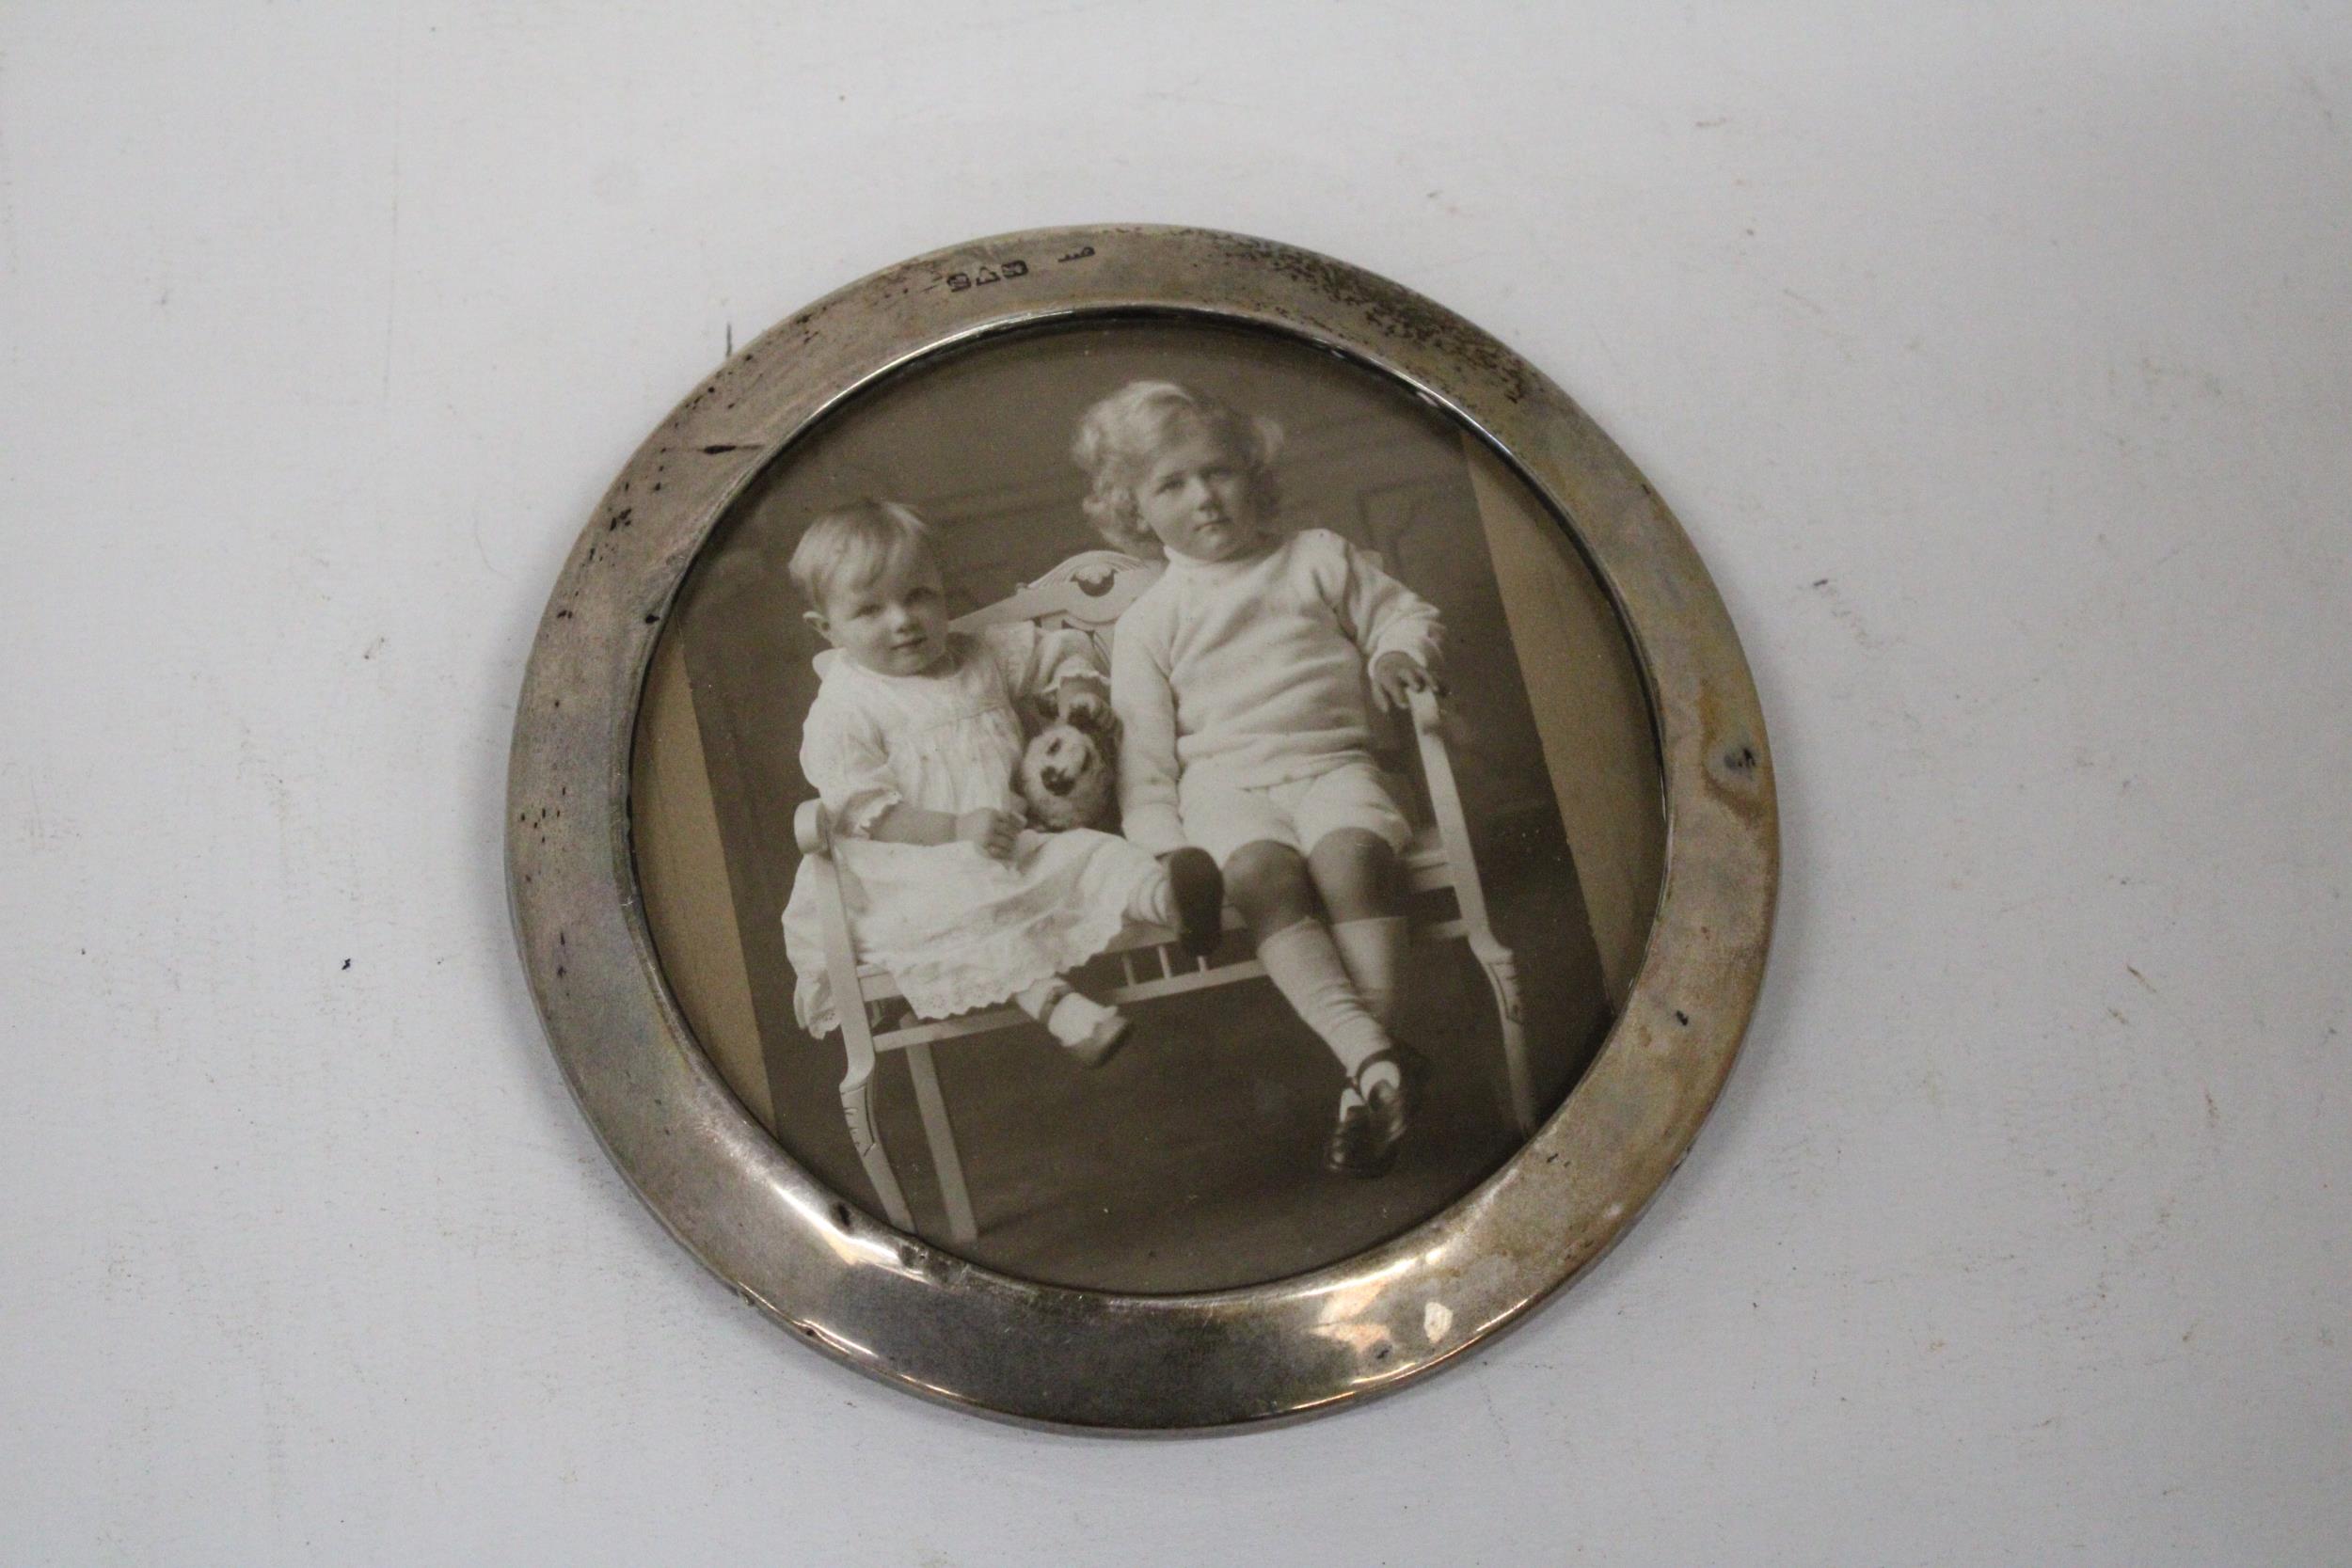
[1324,1042,1430,1178]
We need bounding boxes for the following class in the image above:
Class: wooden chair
[790,548,1531,1243]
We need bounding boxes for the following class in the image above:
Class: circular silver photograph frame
[506,225,1777,1431]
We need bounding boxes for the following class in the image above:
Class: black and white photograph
[12,2,2348,1557]
[634,320,1664,1290]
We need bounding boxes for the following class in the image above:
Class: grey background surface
[5,2,2347,1561]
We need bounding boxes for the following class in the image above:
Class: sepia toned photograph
[631,318,1664,1293]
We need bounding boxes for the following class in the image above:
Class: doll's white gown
[782,624,1160,1037]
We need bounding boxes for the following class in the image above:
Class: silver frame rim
[505,224,1778,1433]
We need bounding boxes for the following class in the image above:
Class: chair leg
[1471,935,1536,1134]
[841,1059,914,1231]
[903,1043,977,1243]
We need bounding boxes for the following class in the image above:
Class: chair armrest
[795,800,833,857]
[1406,685,1445,739]
[1406,688,1457,819]
[1407,687,1502,943]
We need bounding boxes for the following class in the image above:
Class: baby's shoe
[1046,989,1132,1069]
[1163,847,1226,958]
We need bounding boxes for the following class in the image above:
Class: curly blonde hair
[1069,380,1283,553]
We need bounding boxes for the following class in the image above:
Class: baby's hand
[1371,652,1444,710]
[956,806,1022,861]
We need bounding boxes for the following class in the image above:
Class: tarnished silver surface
[505,225,1777,1431]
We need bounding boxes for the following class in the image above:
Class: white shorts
[1177,760,1412,867]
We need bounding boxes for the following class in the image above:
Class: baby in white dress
[1077,382,1445,1174]
[780,501,1223,1064]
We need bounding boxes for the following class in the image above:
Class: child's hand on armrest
[1371,651,1444,710]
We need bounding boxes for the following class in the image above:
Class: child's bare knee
[1307,828,1397,903]
[1226,839,1306,896]
[1224,840,1311,922]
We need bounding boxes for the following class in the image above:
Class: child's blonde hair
[787,499,938,610]
[1069,380,1284,552]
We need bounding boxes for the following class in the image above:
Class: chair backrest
[950,548,1164,665]
[949,544,1396,650]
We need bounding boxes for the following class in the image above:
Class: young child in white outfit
[780,501,1223,1065]
[1076,382,1446,1174]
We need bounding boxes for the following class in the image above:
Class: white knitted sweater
[1109,528,1444,852]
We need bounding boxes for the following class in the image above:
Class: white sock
[1015,978,1121,1048]
[1015,977,1067,1022]
[1125,865,1177,928]
[1257,920,1391,1081]
[1045,990,1121,1048]
[1331,915,1408,1027]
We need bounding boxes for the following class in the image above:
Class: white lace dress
[782,623,1163,1037]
